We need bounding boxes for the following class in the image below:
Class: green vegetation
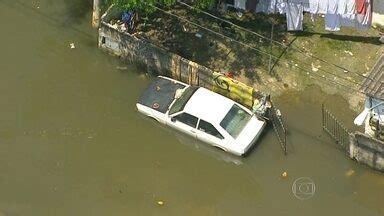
[107,0,216,13]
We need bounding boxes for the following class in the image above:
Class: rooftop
[361,55,384,101]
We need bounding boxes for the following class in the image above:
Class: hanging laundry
[345,0,356,15]
[276,0,286,14]
[356,0,366,14]
[268,0,277,13]
[356,0,372,29]
[303,1,311,13]
[309,0,320,14]
[318,0,328,14]
[327,0,338,14]
[286,2,304,31]
[325,14,341,31]
[256,0,270,13]
[287,0,310,12]
[234,0,247,10]
[254,0,283,14]
[337,0,347,14]
[340,14,356,27]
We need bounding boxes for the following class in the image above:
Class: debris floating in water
[70,43,76,49]
[282,171,288,178]
[157,200,164,206]
[345,169,355,177]
[116,66,128,70]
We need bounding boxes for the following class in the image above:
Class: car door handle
[190,130,196,133]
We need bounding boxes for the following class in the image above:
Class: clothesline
[230,0,373,31]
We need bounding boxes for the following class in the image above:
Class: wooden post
[268,23,274,74]
[92,0,101,28]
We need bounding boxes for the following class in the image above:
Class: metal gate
[269,104,287,155]
[321,104,350,148]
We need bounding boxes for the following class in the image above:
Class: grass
[130,4,383,108]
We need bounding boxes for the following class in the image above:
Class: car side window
[198,120,224,139]
[174,113,198,128]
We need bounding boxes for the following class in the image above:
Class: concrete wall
[98,7,204,85]
[350,132,384,172]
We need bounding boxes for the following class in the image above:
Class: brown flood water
[0,0,383,215]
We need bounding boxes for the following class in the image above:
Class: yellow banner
[212,72,254,108]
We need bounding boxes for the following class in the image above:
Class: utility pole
[92,0,101,28]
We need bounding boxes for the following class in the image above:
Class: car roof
[183,87,236,124]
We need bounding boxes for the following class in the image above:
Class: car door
[167,112,198,138]
[196,119,225,148]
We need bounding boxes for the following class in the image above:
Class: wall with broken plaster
[349,132,384,172]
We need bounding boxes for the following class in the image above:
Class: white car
[136,76,266,156]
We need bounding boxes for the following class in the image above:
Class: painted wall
[373,1,384,27]
[373,0,384,13]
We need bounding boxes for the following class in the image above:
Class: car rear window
[220,104,251,138]
[168,86,198,115]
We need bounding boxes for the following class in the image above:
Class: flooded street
[0,0,383,215]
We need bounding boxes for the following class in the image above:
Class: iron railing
[269,104,287,155]
[322,104,350,148]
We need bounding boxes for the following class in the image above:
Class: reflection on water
[0,0,383,215]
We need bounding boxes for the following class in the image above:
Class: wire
[176,1,382,85]
[254,58,362,93]
[151,4,365,88]
[151,4,277,58]
[177,1,284,46]
[152,4,363,93]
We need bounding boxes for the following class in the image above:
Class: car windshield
[168,86,198,115]
[220,104,252,138]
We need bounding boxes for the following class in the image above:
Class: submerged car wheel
[213,145,227,152]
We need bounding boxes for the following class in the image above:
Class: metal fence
[321,104,350,148]
[269,104,287,155]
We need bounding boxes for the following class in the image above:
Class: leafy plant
[107,0,216,13]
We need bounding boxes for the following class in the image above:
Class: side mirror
[171,117,176,122]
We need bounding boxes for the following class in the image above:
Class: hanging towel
[286,2,304,31]
[327,0,338,14]
[287,0,310,12]
[318,0,328,14]
[337,0,348,14]
[234,0,247,10]
[325,14,341,31]
[268,0,277,13]
[346,0,356,15]
[341,14,356,27]
[356,0,366,14]
[309,0,320,14]
[256,0,270,13]
[276,0,286,14]
[356,0,372,29]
